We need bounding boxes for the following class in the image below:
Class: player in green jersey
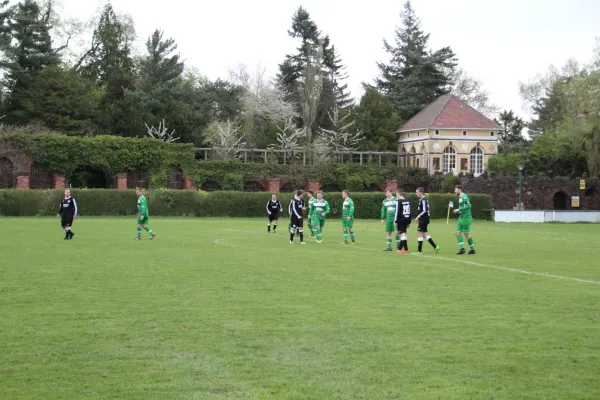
[453,185,475,254]
[340,190,356,244]
[306,191,316,238]
[134,187,156,240]
[380,189,400,251]
[309,191,330,243]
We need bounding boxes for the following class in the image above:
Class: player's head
[271,194,277,200]
[342,190,349,199]
[317,190,323,200]
[454,185,463,196]
[385,189,392,198]
[396,189,405,198]
[64,188,70,198]
[307,191,313,198]
[136,187,142,196]
[416,187,425,198]
[296,189,303,198]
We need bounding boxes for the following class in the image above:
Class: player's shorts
[137,214,149,225]
[396,219,410,234]
[341,217,354,229]
[268,213,279,222]
[290,214,303,228]
[456,218,472,233]
[61,216,73,227]
[417,217,429,232]
[384,218,395,233]
[311,216,325,228]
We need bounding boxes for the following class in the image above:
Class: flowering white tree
[270,118,306,151]
[317,105,364,152]
[203,119,245,159]
[229,63,297,125]
[445,67,499,118]
[145,119,179,142]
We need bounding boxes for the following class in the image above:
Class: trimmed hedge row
[0,189,493,219]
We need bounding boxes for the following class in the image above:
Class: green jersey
[310,199,330,218]
[458,193,472,219]
[381,196,397,220]
[308,197,316,216]
[137,195,149,217]
[342,198,355,219]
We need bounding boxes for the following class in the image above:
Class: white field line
[488,226,600,239]
[224,228,600,285]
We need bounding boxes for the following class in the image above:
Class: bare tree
[299,40,324,145]
[145,119,179,142]
[268,118,306,161]
[446,67,499,118]
[203,119,245,159]
[317,105,364,151]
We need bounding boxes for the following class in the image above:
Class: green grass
[1,217,599,399]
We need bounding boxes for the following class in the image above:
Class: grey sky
[60,0,599,120]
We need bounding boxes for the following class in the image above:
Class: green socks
[343,233,348,243]
[387,238,392,249]
[350,231,355,242]
[468,237,475,250]
[137,227,142,239]
[144,227,154,235]
[457,234,464,248]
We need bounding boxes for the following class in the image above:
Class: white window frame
[442,146,456,174]
[470,147,484,175]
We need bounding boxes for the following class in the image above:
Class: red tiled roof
[396,94,501,132]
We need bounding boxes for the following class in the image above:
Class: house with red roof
[396,94,501,175]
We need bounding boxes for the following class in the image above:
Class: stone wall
[461,176,600,210]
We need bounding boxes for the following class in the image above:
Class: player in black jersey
[266,194,283,232]
[289,190,306,244]
[56,188,78,240]
[413,187,439,254]
[394,189,411,253]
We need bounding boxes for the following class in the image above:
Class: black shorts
[268,213,279,222]
[417,218,429,232]
[396,219,410,234]
[61,216,73,227]
[290,215,303,228]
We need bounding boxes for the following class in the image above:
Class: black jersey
[58,196,78,217]
[289,197,304,218]
[395,198,411,224]
[417,196,430,220]
[266,199,282,214]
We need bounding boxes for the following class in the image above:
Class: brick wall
[461,176,600,210]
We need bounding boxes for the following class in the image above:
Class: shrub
[0,189,493,219]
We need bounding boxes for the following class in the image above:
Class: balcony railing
[194,148,407,166]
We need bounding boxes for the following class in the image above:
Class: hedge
[0,189,493,219]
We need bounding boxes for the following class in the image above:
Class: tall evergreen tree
[138,29,184,88]
[0,0,61,122]
[376,0,456,121]
[325,45,353,108]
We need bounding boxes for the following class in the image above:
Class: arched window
[442,146,456,173]
[470,147,484,174]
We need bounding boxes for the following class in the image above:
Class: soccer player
[306,191,316,238]
[134,187,156,240]
[453,185,476,254]
[310,190,330,243]
[412,187,440,254]
[266,194,283,233]
[56,188,78,240]
[289,189,305,244]
[394,189,411,253]
[340,190,356,244]
[380,189,400,251]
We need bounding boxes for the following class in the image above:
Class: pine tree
[0,0,61,122]
[376,0,456,121]
[325,45,353,108]
[138,29,184,88]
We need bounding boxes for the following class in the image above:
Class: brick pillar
[117,172,128,190]
[15,174,30,189]
[307,181,321,192]
[267,179,280,193]
[53,173,65,189]
[184,177,197,190]
[386,179,398,192]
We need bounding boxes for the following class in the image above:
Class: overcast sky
[59,0,598,120]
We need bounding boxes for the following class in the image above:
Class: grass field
[1,217,599,399]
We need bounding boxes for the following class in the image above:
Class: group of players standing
[265,185,477,255]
